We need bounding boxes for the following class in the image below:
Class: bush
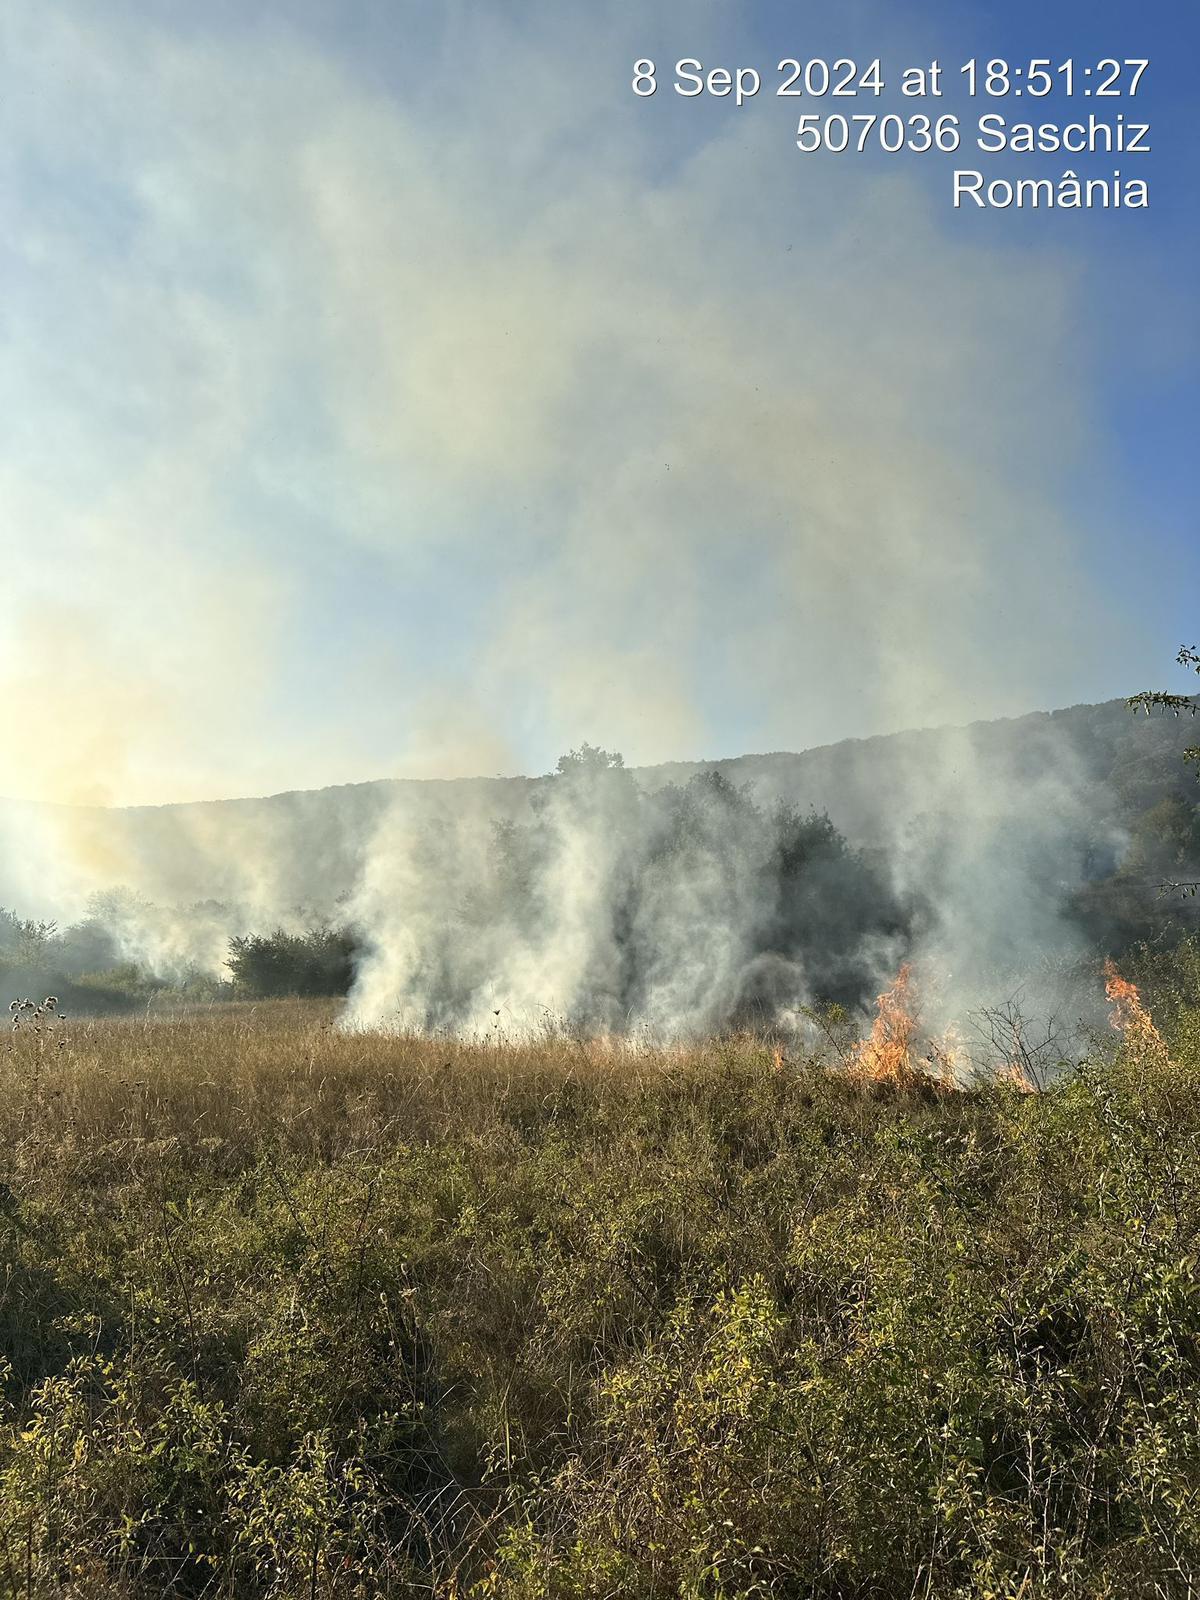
[226,927,359,997]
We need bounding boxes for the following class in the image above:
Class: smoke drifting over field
[3,704,1194,1048]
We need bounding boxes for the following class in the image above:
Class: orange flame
[843,966,1059,1093]
[850,964,926,1088]
[1103,960,1167,1060]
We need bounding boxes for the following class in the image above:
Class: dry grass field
[2,959,1200,1597]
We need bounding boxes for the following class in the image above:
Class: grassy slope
[2,969,1200,1598]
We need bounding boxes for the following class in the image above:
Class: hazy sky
[2,0,1196,805]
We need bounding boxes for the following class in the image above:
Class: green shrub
[226,927,359,998]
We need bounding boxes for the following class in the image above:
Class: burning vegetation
[847,963,930,1090]
[1104,957,1169,1062]
[838,956,1167,1095]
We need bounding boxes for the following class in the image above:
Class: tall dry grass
[0,968,1199,1596]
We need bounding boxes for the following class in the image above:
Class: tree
[553,743,626,778]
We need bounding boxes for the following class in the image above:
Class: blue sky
[1,0,1196,804]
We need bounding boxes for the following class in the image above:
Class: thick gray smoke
[338,716,1148,1043]
[343,749,908,1038]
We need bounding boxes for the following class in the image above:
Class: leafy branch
[1128,644,1200,755]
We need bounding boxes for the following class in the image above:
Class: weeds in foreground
[0,953,1199,1595]
[7,995,66,1037]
